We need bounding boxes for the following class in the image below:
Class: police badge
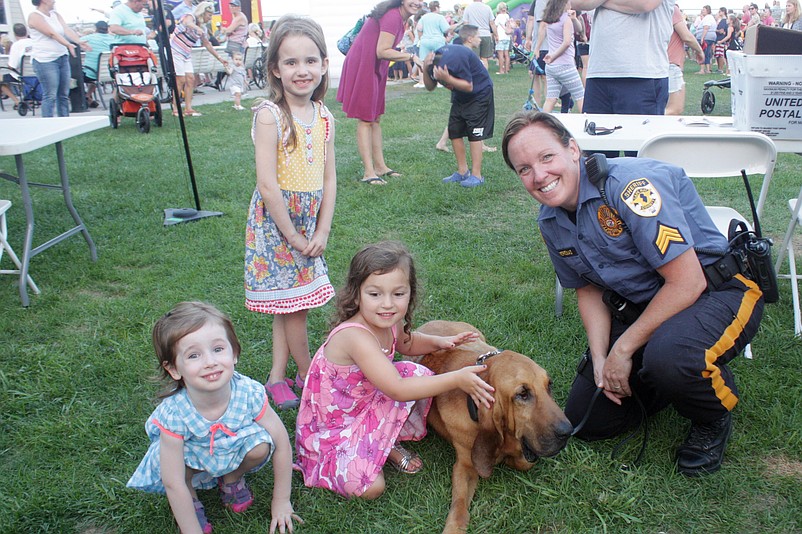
[621,178,662,217]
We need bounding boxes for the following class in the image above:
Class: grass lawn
[0,57,800,533]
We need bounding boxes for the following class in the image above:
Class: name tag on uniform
[558,247,577,257]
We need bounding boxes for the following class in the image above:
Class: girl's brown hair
[542,0,569,24]
[265,15,329,152]
[152,302,241,398]
[334,241,418,342]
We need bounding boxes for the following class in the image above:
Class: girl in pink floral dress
[295,241,495,499]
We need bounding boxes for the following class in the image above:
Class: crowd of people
[0,0,273,116]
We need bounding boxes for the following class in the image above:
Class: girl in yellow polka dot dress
[245,15,336,411]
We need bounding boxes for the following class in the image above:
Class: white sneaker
[413,82,425,88]
[233,105,245,110]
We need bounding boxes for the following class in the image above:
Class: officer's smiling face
[507,123,581,211]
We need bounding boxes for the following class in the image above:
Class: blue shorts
[583,77,668,115]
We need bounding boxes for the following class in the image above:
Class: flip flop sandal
[381,169,403,178]
[360,176,387,185]
[387,443,423,474]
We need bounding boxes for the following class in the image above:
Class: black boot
[675,412,732,476]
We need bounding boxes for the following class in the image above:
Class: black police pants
[565,275,764,441]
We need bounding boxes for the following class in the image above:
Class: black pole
[153,0,201,211]
[152,0,221,225]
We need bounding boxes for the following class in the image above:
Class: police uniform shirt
[538,158,728,305]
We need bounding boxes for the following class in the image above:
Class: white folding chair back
[637,131,777,234]
[0,200,40,296]
[774,186,802,337]
[243,44,264,69]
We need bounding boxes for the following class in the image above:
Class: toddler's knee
[245,442,270,463]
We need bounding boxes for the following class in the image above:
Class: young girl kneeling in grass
[127,302,301,534]
[295,241,495,499]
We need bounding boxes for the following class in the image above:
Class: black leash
[571,352,650,468]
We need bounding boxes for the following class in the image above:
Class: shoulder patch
[558,247,577,257]
[654,223,686,257]
[597,204,624,238]
[621,178,662,217]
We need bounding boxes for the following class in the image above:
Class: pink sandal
[285,374,305,390]
[265,380,300,410]
[219,478,254,513]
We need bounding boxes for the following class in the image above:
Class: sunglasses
[584,120,622,136]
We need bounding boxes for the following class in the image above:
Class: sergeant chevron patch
[654,223,686,256]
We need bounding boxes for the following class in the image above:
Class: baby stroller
[1,65,42,116]
[509,42,532,66]
[108,44,163,133]
[701,78,731,115]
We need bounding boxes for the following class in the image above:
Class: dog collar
[475,349,502,365]
[468,349,502,422]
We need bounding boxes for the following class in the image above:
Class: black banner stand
[153,0,222,226]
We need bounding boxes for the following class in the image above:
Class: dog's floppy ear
[470,394,504,478]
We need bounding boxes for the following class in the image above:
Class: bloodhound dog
[416,320,572,533]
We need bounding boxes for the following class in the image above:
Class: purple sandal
[219,478,254,513]
[193,498,213,533]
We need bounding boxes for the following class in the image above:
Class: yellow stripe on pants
[702,274,762,411]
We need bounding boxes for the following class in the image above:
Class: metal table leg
[9,142,97,306]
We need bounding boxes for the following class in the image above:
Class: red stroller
[109,44,163,133]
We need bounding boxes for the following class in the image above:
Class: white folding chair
[638,131,778,359]
[0,200,40,297]
[774,185,802,337]
[637,131,776,234]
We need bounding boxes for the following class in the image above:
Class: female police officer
[501,111,764,476]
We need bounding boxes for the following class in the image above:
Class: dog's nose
[554,418,574,439]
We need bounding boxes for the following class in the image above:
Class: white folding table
[0,116,107,306]
[553,113,802,155]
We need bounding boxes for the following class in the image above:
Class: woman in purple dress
[337,0,422,185]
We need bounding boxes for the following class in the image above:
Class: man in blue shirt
[81,21,116,108]
[423,25,494,188]
[171,0,194,23]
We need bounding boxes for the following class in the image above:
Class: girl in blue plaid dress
[127,302,302,534]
